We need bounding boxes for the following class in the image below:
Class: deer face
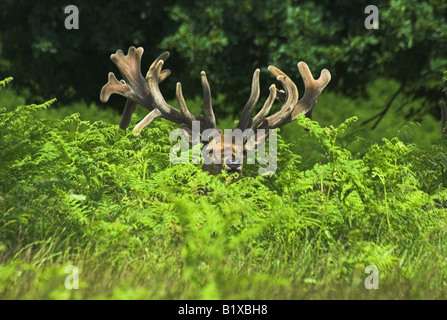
[183,126,271,175]
[100,47,331,176]
[201,131,244,175]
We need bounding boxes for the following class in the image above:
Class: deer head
[100,47,331,175]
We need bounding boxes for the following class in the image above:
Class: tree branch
[361,81,406,129]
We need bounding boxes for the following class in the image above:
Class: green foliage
[2,80,447,299]
[161,0,447,120]
[443,70,447,94]
[0,77,13,88]
[0,0,177,104]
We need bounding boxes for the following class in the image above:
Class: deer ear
[245,129,270,152]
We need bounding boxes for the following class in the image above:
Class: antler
[100,47,330,141]
[236,62,331,132]
[100,47,216,135]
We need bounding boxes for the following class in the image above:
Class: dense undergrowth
[1,77,447,299]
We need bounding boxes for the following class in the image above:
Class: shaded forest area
[1,1,446,125]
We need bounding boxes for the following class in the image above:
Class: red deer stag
[100,47,331,175]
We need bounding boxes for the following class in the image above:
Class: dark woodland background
[1,0,446,126]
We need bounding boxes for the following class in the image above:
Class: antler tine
[292,62,331,118]
[145,50,172,83]
[176,82,196,124]
[257,66,299,129]
[133,109,162,136]
[115,50,169,130]
[100,47,148,129]
[254,62,330,130]
[120,99,137,130]
[111,47,147,100]
[201,71,216,129]
[251,84,276,130]
[100,72,131,103]
[146,57,211,129]
[146,52,170,78]
[237,69,260,130]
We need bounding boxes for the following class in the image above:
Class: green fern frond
[0,77,13,88]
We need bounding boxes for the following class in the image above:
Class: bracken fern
[1,79,447,299]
